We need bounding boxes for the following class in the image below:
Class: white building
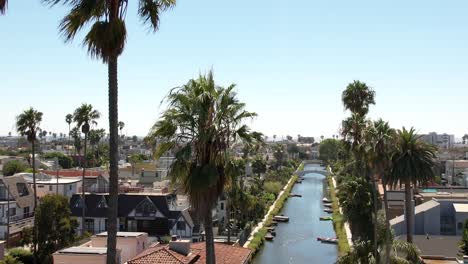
[15,172,82,199]
[445,160,468,186]
[0,175,35,242]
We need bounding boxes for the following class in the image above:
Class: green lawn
[327,175,350,255]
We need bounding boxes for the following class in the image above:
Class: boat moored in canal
[324,208,333,213]
[273,215,289,222]
[322,197,331,203]
[316,237,338,244]
[265,233,274,241]
[319,216,333,221]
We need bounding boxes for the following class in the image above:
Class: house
[0,175,35,244]
[53,231,149,264]
[69,193,194,239]
[42,169,109,193]
[128,237,252,264]
[396,235,461,261]
[15,172,81,198]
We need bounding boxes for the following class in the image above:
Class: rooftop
[397,235,461,259]
[96,231,147,238]
[57,247,108,255]
[390,200,440,226]
[453,203,468,213]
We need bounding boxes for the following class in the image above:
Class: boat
[319,216,333,221]
[289,194,302,198]
[324,209,333,213]
[265,233,274,241]
[273,215,289,222]
[270,230,276,236]
[317,237,338,244]
[271,221,278,226]
[322,198,332,203]
[324,204,332,208]
[266,227,275,232]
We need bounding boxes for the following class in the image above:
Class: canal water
[252,164,338,264]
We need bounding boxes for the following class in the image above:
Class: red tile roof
[192,242,251,264]
[128,245,199,264]
[127,243,251,264]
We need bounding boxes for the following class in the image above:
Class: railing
[0,212,34,225]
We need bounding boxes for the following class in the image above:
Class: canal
[252,164,338,264]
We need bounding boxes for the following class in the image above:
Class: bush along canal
[251,164,338,264]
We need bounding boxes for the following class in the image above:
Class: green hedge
[327,175,350,255]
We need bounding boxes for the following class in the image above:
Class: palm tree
[365,119,396,263]
[118,121,125,138]
[89,128,106,167]
[73,103,100,234]
[0,0,7,15]
[66,114,73,154]
[146,72,262,264]
[389,127,436,243]
[342,80,376,117]
[16,107,43,263]
[44,1,177,261]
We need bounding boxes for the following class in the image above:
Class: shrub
[7,248,33,264]
[263,181,282,195]
[2,160,28,176]
[42,152,74,169]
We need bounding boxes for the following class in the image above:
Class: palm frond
[84,19,127,62]
[0,0,7,15]
[138,0,176,31]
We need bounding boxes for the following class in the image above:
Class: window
[16,183,29,197]
[69,185,72,190]
[74,197,84,208]
[38,185,45,188]
[135,198,157,216]
[220,202,224,210]
[8,208,16,216]
[49,185,53,191]
[24,207,30,217]
[85,219,94,233]
[458,222,463,229]
[177,221,185,231]
[97,197,107,208]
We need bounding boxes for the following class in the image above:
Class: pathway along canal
[252,164,338,263]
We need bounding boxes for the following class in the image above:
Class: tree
[342,80,376,117]
[70,127,82,157]
[88,128,106,167]
[1,1,8,15]
[45,1,177,262]
[365,119,396,264]
[463,134,468,145]
[318,138,342,164]
[286,135,292,141]
[42,152,73,169]
[36,194,78,264]
[2,160,28,176]
[65,114,73,154]
[118,121,125,137]
[7,248,33,264]
[272,144,285,168]
[461,220,468,255]
[16,107,42,263]
[128,153,143,176]
[389,127,436,243]
[251,157,267,177]
[146,71,262,264]
[0,255,22,264]
[73,103,100,235]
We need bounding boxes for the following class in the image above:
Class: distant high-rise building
[420,132,455,149]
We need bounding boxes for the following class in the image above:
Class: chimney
[169,238,191,256]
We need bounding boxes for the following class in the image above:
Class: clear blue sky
[1,0,467,139]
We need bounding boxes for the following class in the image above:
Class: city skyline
[1,0,468,138]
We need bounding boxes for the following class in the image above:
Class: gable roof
[1,175,35,208]
[69,193,178,219]
[127,243,251,264]
[128,246,199,264]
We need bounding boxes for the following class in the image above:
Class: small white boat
[322,198,332,203]
[317,237,338,244]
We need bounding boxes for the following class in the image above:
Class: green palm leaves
[73,103,100,133]
[389,127,436,188]
[16,107,43,142]
[146,71,262,217]
[0,0,7,15]
[342,80,376,117]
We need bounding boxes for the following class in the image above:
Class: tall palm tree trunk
[106,55,119,264]
[81,133,88,235]
[371,175,379,262]
[404,179,413,243]
[68,124,71,155]
[383,181,392,264]
[204,211,216,264]
[31,140,38,264]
